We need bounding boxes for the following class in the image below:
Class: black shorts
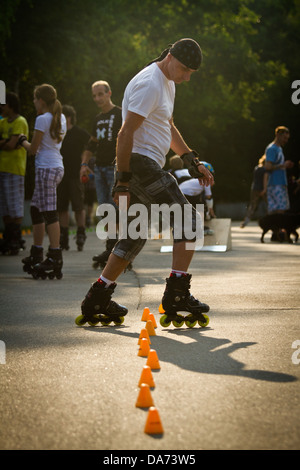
[112,154,202,262]
[57,177,84,212]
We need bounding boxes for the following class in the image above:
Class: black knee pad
[30,206,44,225]
[43,210,58,226]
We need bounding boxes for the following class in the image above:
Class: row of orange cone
[136,307,164,435]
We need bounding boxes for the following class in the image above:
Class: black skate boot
[75,279,128,327]
[159,273,210,328]
[22,245,44,276]
[92,237,117,269]
[32,247,63,280]
[75,226,86,251]
[0,223,22,255]
[60,226,69,250]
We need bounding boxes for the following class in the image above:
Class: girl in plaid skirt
[19,84,67,279]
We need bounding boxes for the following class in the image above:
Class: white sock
[99,275,114,287]
[171,269,187,277]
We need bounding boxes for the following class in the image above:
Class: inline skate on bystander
[92,238,133,271]
[92,237,116,269]
[159,273,210,328]
[75,279,128,327]
[0,223,23,255]
[32,247,63,279]
[75,226,86,251]
[60,226,69,250]
[22,245,44,276]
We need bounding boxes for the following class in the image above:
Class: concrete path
[0,222,299,450]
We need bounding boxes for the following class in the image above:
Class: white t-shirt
[179,178,212,197]
[34,112,66,169]
[122,63,175,168]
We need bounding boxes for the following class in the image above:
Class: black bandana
[169,38,202,70]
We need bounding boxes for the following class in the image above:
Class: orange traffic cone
[138,328,151,345]
[135,383,154,408]
[148,313,157,328]
[158,303,165,314]
[144,407,164,435]
[138,365,155,388]
[138,337,150,357]
[146,349,160,370]
[141,307,150,321]
[145,320,156,336]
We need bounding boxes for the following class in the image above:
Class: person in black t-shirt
[57,105,90,250]
[80,81,122,205]
[80,81,123,268]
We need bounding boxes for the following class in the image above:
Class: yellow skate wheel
[185,314,197,328]
[198,314,209,328]
[172,315,185,328]
[100,316,112,326]
[88,316,100,327]
[160,314,171,327]
[113,316,124,326]
[158,303,165,314]
[75,314,86,326]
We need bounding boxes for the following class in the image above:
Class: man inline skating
[77,38,214,327]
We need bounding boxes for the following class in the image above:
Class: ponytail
[34,84,64,142]
[49,98,63,142]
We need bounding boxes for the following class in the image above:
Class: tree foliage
[1,0,299,202]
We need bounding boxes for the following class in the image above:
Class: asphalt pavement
[0,221,299,452]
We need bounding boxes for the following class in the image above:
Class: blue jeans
[94,165,115,206]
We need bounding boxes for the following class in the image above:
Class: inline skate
[60,226,69,250]
[75,226,86,251]
[159,273,210,328]
[75,279,128,326]
[22,245,44,276]
[0,223,23,255]
[32,247,63,279]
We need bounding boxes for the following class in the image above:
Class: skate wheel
[198,314,209,328]
[56,272,63,280]
[100,315,112,326]
[88,317,100,326]
[185,314,197,328]
[40,274,47,280]
[75,314,86,326]
[160,314,171,328]
[48,273,55,280]
[113,316,124,326]
[158,303,165,314]
[173,315,185,328]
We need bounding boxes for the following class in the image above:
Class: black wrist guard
[180,150,204,178]
[16,134,27,147]
[112,185,130,197]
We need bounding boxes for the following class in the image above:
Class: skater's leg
[46,220,60,248]
[59,210,69,227]
[75,209,86,228]
[101,253,130,282]
[33,222,45,246]
[172,240,195,272]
